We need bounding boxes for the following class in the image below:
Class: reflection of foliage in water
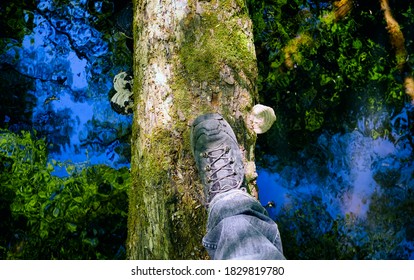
[0,1,35,42]
[259,107,414,259]
[0,0,132,259]
[0,129,129,259]
[249,0,414,259]
[249,0,414,154]
[0,0,133,165]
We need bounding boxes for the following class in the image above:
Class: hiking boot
[191,113,246,205]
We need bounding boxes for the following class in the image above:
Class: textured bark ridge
[127,0,259,259]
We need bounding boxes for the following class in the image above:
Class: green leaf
[320,74,333,86]
[40,221,48,239]
[38,191,47,199]
[352,39,362,50]
[28,197,38,207]
[47,163,54,172]
[66,223,77,233]
[68,204,80,213]
[83,238,98,247]
[73,197,83,203]
[53,207,60,217]
[10,203,21,213]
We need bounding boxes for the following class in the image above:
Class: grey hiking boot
[191,113,246,206]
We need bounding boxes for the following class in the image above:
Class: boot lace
[201,144,245,199]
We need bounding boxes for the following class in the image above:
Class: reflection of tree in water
[0,0,133,168]
[80,117,132,165]
[33,108,75,153]
[0,64,36,131]
[0,0,133,260]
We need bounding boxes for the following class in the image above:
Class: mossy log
[127,0,259,259]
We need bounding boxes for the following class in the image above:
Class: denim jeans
[202,189,285,260]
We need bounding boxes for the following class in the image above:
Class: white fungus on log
[248,104,276,134]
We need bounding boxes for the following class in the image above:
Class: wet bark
[127,0,258,259]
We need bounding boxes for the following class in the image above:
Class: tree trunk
[127,0,259,259]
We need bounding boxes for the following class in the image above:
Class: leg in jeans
[191,113,285,260]
[203,190,285,259]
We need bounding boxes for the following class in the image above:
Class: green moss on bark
[179,1,256,85]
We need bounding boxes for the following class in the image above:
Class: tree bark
[127,0,259,259]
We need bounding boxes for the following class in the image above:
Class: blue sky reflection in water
[1,0,132,176]
[258,108,414,219]
[258,106,414,259]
